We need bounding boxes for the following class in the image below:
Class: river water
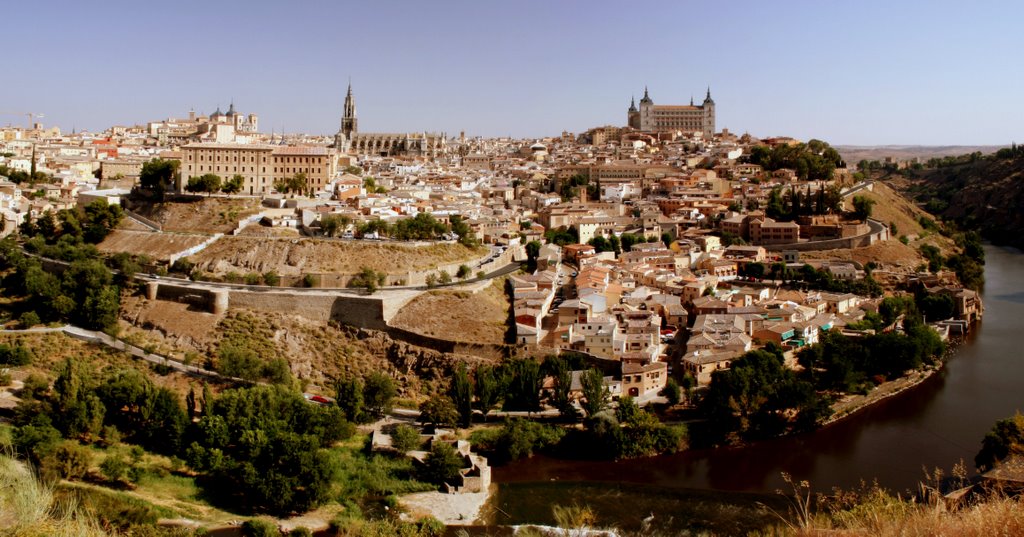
[485,245,1024,530]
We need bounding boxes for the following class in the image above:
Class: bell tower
[341,81,357,138]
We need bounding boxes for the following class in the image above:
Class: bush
[420,442,463,486]
[241,519,279,537]
[391,424,422,453]
[244,272,262,285]
[19,311,41,329]
[262,271,280,286]
[43,440,92,480]
[101,453,130,483]
[0,343,34,366]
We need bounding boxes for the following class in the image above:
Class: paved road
[840,180,874,198]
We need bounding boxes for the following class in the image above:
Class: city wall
[764,219,889,252]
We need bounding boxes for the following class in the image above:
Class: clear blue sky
[4,0,1021,145]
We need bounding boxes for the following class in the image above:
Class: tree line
[11,360,353,516]
[332,356,687,463]
[697,302,945,446]
[1,200,127,331]
[747,139,844,181]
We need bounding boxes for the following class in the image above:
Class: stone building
[333,83,449,158]
[627,87,715,139]
[178,143,337,195]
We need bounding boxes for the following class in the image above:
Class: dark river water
[483,245,1024,530]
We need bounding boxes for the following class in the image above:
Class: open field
[127,197,262,234]
[97,230,212,262]
[190,236,485,276]
[390,279,510,344]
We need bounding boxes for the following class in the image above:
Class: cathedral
[627,87,715,139]
[333,83,448,158]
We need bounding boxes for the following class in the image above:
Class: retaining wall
[764,219,889,252]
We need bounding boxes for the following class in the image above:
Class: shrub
[244,272,262,285]
[43,440,92,480]
[262,271,280,286]
[19,311,41,329]
[391,424,422,453]
[0,343,33,366]
[241,519,279,537]
[101,453,130,483]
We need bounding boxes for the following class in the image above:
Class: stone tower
[702,87,715,140]
[342,82,357,137]
[334,82,358,150]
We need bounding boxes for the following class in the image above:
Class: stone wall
[764,219,889,252]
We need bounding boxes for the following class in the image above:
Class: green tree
[419,394,459,429]
[502,359,542,413]
[320,214,345,237]
[976,413,1024,472]
[347,266,387,293]
[456,264,472,280]
[420,442,464,486]
[222,174,244,194]
[450,364,473,428]
[82,200,123,243]
[52,358,105,439]
[45,440,92,480]
[139,158,179,199]
[580,368,608,417]
[660,378,681,406]
[473,365,500,418]
[525,240,542,272]
[335,376,365,423]
[363,372,396,418]
[391,424,421,452]
[852,195,875,220]
[186,173,222,195]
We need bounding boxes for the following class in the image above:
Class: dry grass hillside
[126,197,262,234]
[97,229,211,262]
[118,297,495,398]
[189,236,484,277]
[804,182,956,272]
[390,279,510,344]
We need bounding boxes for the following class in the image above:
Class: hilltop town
[1,86,980,394]
[0,86,988,532]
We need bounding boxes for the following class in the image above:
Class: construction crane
[0,111,45,129]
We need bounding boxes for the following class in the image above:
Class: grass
[0,453,109,537]
[330,434,435,520]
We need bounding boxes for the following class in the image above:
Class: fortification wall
[765,219,889,252]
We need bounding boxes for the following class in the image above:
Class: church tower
[334,82,358,150]
[342,82,357,137]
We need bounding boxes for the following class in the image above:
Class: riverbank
[398,485,492,525]
[825,335,965,426]
[826,365,940,425]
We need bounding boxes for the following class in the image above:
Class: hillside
[124,197,263,234]
[804,182,953,272]
[190,236,485,277]
[118,297,496,397]
[390,279,511,344]
[885,153,1024,248]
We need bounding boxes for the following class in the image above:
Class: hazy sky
[4,0,1021,145]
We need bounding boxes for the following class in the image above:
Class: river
[483,245,1024,531]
